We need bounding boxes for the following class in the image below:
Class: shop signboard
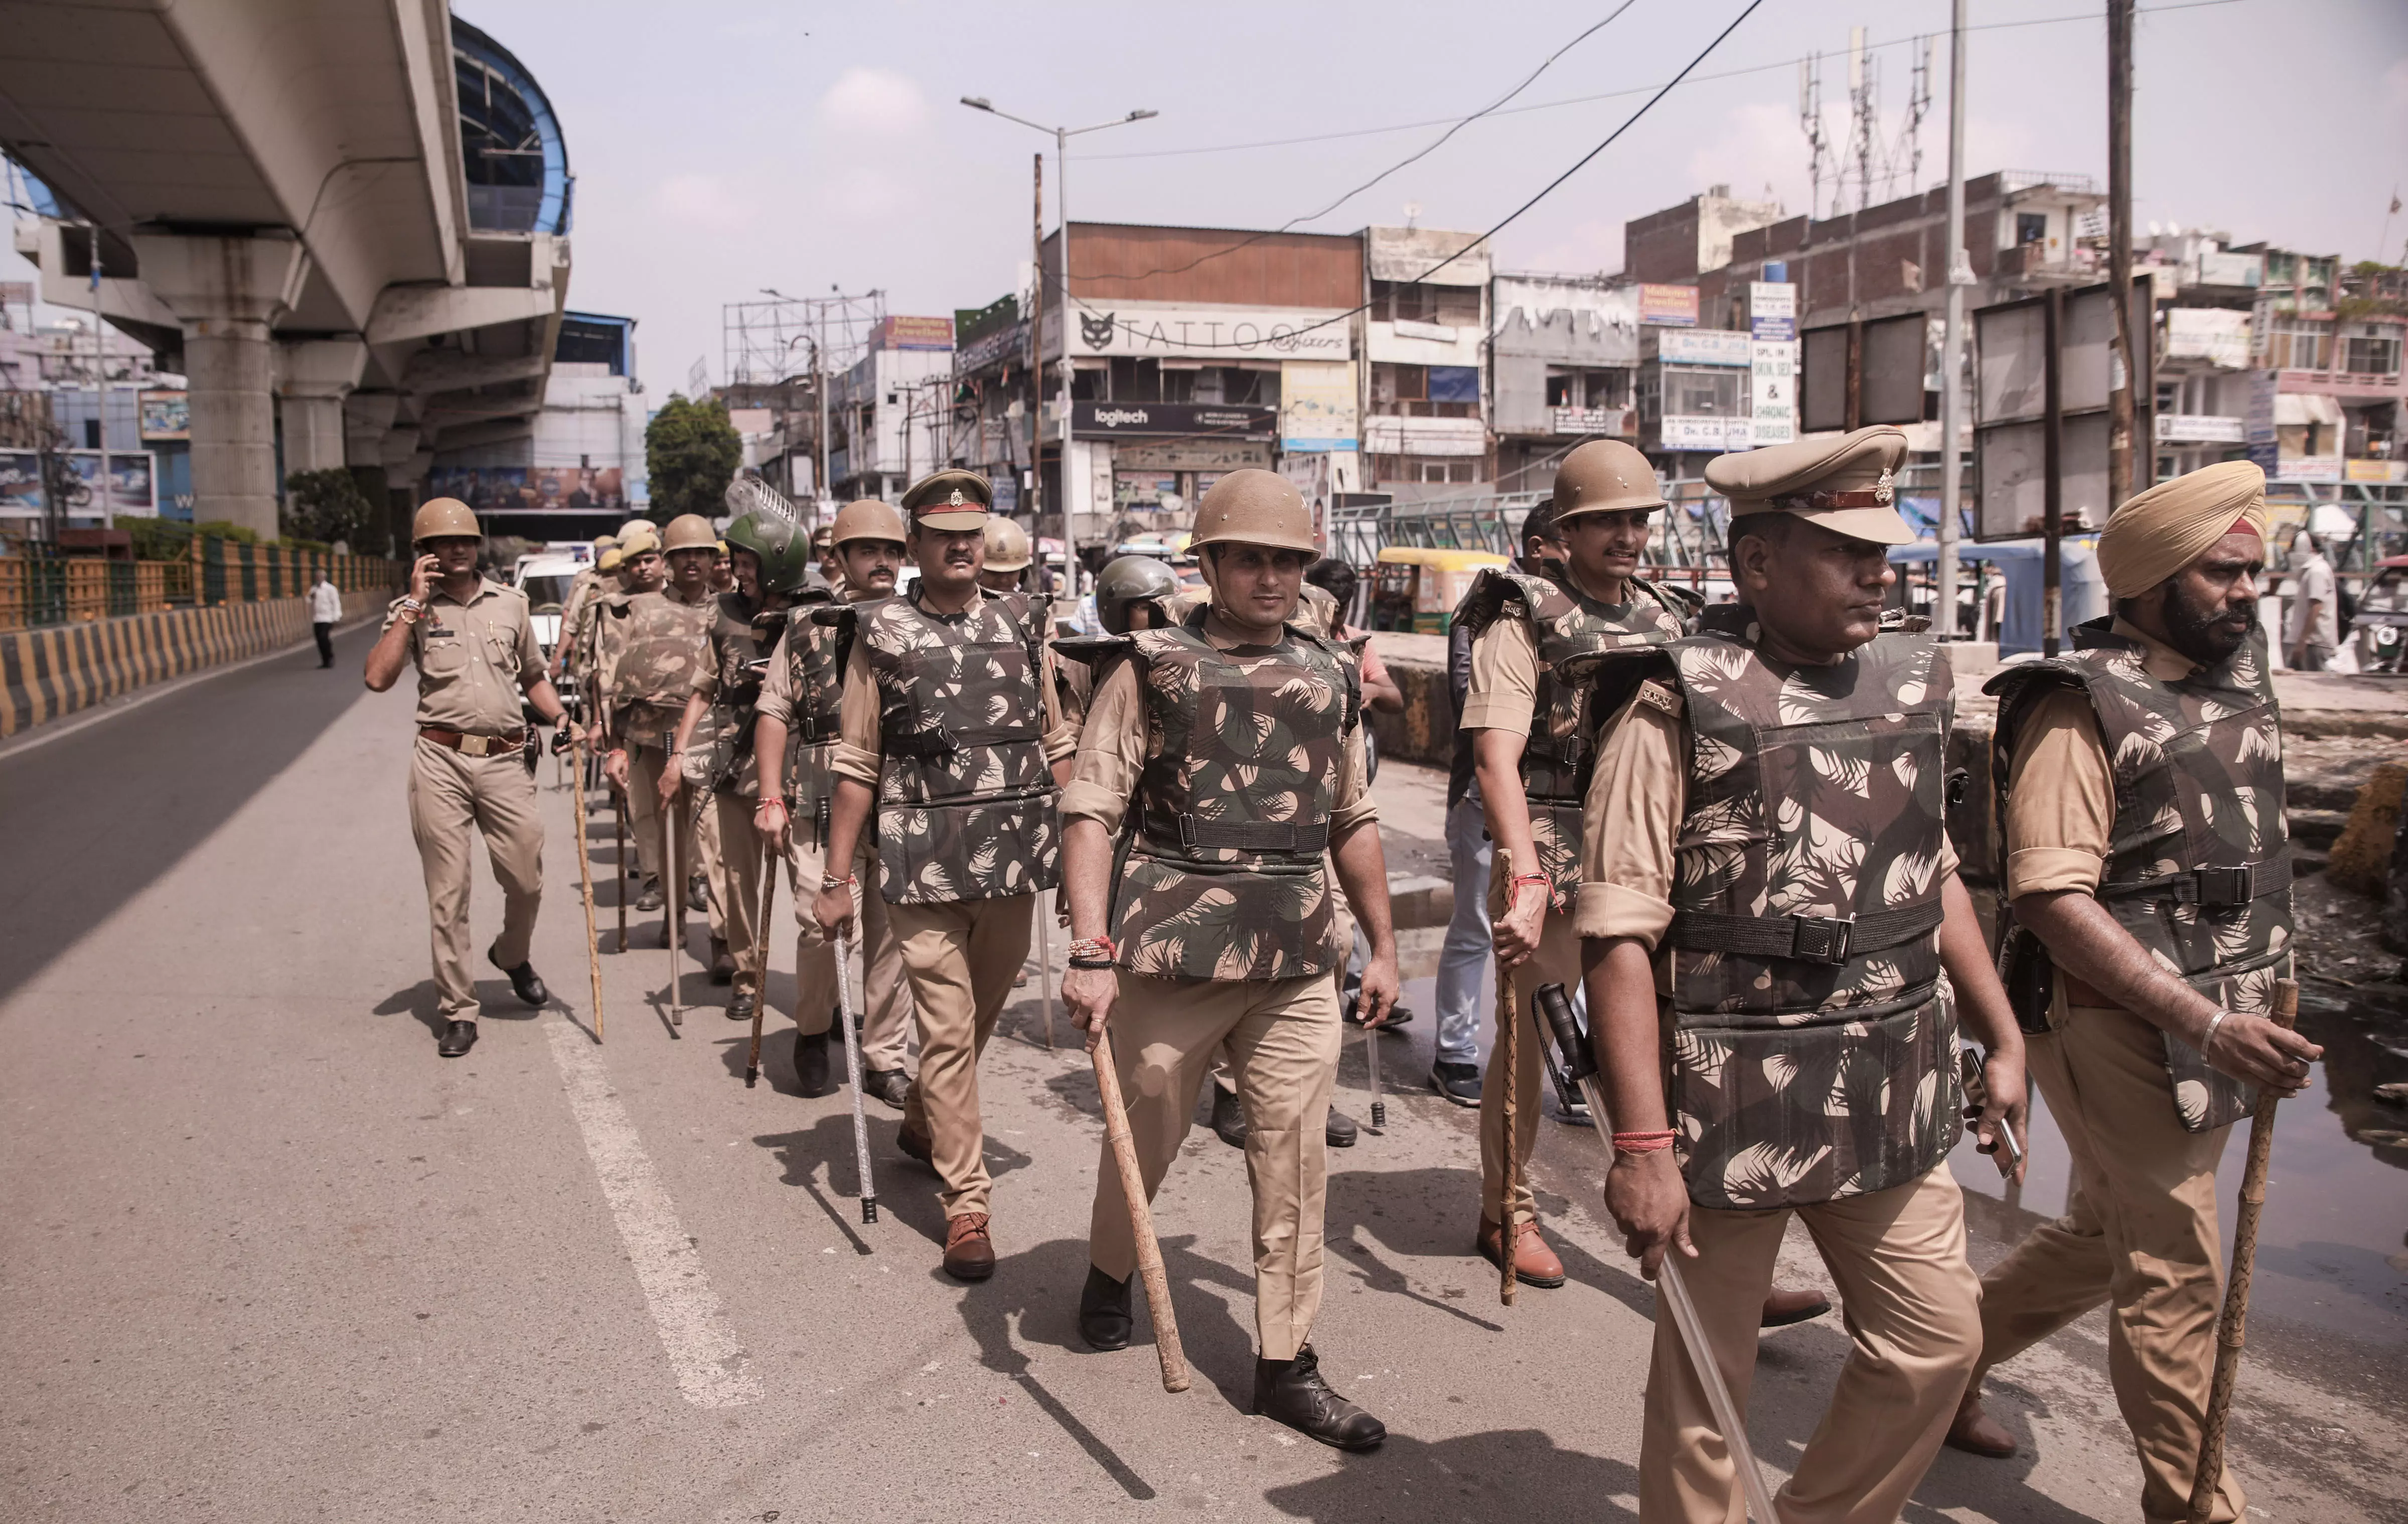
[1657,329,1753,366]
[877,315,956,351]
[1072,401,1276,439]
[1279,359,1359,451]
[1071,305,1350,360]
[1750,339,1798,447]
[1660,415,1750,451]
[2242,369,2279,474]
[1748,281,1796,342]
[1637,284,1699,327]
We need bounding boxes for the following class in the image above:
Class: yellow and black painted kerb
[0,590,383,740]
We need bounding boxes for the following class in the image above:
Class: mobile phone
[1959,1046,2025,1171]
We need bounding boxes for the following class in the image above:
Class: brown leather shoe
[943,1212,996,1281]
[1760,1285,1832,1327]
[1945,1391,2017,1458]
[1475,1216,1567,1288]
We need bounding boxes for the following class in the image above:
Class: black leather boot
[1077,1265,1133,1351]
[794,1027,834,1097]
[1254,1345,1385,1450]
[1211,1082,1246,1149]
[487,944,546,1007]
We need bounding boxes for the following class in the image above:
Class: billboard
[1279,360,1358,452]
[426,465,628,512]
[139,389,190,441]
[1069,305,1351,360]
[0,450,156,515]
[1637,284,1699,327]
[1748,281,1796,342]
[877,315,956,351]
[1072,402,1276,439]
[0,451,42,516]
[1750,340,1798,447]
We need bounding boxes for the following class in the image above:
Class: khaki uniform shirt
[383,577,541,733]
[1060,625,1377,838]
[2002,616,2208,1023]
[829,586,1081,788]
[1575,654,1961,952]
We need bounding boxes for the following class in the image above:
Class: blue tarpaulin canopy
[1889,538,2105,656]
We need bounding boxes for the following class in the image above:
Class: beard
[2159,576,2256,664]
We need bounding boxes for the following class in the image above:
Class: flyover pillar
[275,339,368,477]
[126,232,308,540]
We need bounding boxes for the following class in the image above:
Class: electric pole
[1937,0,1970,639]
[2108,0,2137,509]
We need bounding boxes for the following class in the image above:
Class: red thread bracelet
[1613,1130,1677,1154]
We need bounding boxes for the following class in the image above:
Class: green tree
[645,395,741,519]
[281,467,376,549]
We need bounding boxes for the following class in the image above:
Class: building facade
[1489,273,1639,496]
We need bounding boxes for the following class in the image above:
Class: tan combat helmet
[661,513,717,554]
[1553,440,1667,519]
[982,516,1032,571]
[831,497,906,547]
[1189,468,1316,553]
[410,497,479,544]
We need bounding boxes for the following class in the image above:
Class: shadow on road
[0,628,377,1003]
[1263,1427,1640,1521]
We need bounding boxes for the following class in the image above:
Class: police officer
[812,470,1078,1280]
[1577,427,2030,1524]
[1060,470,1398,1451]
[364,498,571,1057]
[598,514,714,937]
[754,499,916,1101]
[1948,462,2323,1524]
[1458,439,1696,1288]
[980,516,1033,595]
[549,534,614,683]
[664,504,815,1027]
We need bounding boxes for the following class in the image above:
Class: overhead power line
[1077,0,2243,166]
[1060,0,1769,348]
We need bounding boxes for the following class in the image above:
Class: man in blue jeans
[1426,501,1570,1105]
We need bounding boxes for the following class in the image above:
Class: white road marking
[544,1018,763,1408]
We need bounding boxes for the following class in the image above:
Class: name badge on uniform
[1635,680,1683,718]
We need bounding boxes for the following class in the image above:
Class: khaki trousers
[1089,972,1342,1361]
[1974,1001,2244,1523]
[1640,1168,1983,1524]
[694,789,729,941]
[407,737,544,1019]
[702,792,766,995]
[623,743,693,892]
[890,893,1034,1219]
[783,831,910,1069]
[1480,900,1583,1226]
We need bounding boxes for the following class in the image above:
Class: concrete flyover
[0,2,572,540]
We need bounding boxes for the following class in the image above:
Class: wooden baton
[1495,847,1521,1308]
[1091,1027,1190,1394]
[569,730,604,1044]
[743,823,776,1086]
[2186,977,2300,1524]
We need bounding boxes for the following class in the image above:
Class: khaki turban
[2095,460,2268,598]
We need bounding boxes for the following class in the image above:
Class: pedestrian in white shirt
[2286,530,2339,670]
[309,575,343,668]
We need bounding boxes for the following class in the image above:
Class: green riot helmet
[1096,554,1181,635]
[723,509,815,597]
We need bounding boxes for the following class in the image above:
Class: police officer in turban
[1949,461,2324,1524]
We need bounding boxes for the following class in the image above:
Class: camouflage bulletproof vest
[603,589,712,747]
[687,592,780,796]
[859,587,1058,904]
[1112,614,1360,982]
[1653,606,1963,1210]
[1461,567,1692,902]
[777,597,859,837]
[1989,618,2291,1132]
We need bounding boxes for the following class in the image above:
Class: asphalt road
[3,621,2402,1523]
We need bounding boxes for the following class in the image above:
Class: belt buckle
[2194,864,2251,906]
[1789,913,1853,965]
[459,734,492,757]
[1177,815,1199,850]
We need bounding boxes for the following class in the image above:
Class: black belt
[883,723,1042,759]
[2098,857,2287,908]
[419,726,528,757]
[1177,817,1331,854]
[1667,897,1944,966]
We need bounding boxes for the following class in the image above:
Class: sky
[10,0,2407,400]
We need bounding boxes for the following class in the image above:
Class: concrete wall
[0,587,388,739]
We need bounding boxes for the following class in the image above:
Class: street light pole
[1936,0,1969,638]
[961,96,1157,601]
